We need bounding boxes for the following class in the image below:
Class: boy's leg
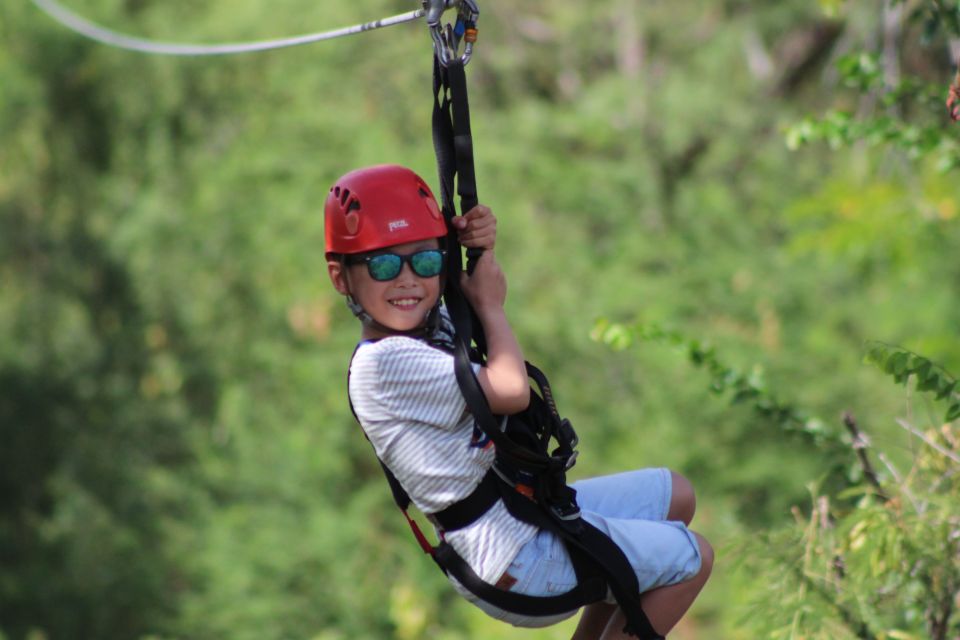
[571,602,617,640]
[666,471,696,525]
[599,533,714,640]
[571,470,709,639]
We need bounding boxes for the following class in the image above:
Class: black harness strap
[432,55,554,473]
[433,56,482,276]
[434,543,607,616]
[429,52,663,640]
[430,469,500,531]
[336,52,669,640]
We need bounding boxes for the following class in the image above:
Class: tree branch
[842,412,889,501]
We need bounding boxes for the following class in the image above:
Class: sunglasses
[346,249,447,282]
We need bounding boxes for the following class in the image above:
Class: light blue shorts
[468,467,703,628]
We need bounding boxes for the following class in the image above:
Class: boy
[325,164,713,639]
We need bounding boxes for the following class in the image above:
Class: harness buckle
[551,418,579,470]
[425,0,479,67]
[558,418,579,449]
[550,502,582,521]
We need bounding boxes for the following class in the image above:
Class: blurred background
[3,0,960,638]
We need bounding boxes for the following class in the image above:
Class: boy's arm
[470,280,530,415]
[457,206,530,415]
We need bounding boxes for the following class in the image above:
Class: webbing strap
[497,484,664,640]
[433,53,486,394]
[433,56,482,276]
[429,52,662,640]
[432,470,663,640]
[432,469,500,531]
[402,509,435,556]
[432,53,543,470]
[435,542,608,616]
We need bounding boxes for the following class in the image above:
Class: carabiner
[424,0,479,67]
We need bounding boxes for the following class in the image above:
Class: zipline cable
[30,0,427,56]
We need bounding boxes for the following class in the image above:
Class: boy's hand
[460,250,507,313]
[452,204,496,251]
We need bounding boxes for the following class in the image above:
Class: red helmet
[324,165,447,255]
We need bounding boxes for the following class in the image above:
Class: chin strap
[345,295,373,324]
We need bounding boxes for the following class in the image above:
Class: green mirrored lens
[411,250,444,277]
[367,254,402,281]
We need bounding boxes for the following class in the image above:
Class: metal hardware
[424,0,479,67]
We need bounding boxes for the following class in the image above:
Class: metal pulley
[424,0,479,67]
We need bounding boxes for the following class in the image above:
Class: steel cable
[30,0,426,56]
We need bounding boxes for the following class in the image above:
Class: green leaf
[864,343,888,367]
[880,351,896,374]
[891,351,909,375]
[689,347,705,365]
[936,379,957,400]
[785,121,814,150]
[596,322,633,351]
[946,402,960,423]
[836,485,876,500]
[915,364,939,392]
[906,353,923,371]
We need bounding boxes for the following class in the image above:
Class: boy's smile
[389,296,424,311]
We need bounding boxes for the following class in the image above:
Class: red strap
[402,509,435,555]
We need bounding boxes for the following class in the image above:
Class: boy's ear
[327,258,350,296]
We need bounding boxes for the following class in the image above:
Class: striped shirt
[348,312,537,585]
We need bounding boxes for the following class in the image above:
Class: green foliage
[787,1,960,169]
[786,67,960,171]
[734,363,960,640]
[4,0,960,638]
[864,342,960,422]
[591,332,960,638]
[589,319,864,531]
[592,319,837,447]
[898,0,960,43]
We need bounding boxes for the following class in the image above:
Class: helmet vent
[340,189,351,206]
[347,199,361,213]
